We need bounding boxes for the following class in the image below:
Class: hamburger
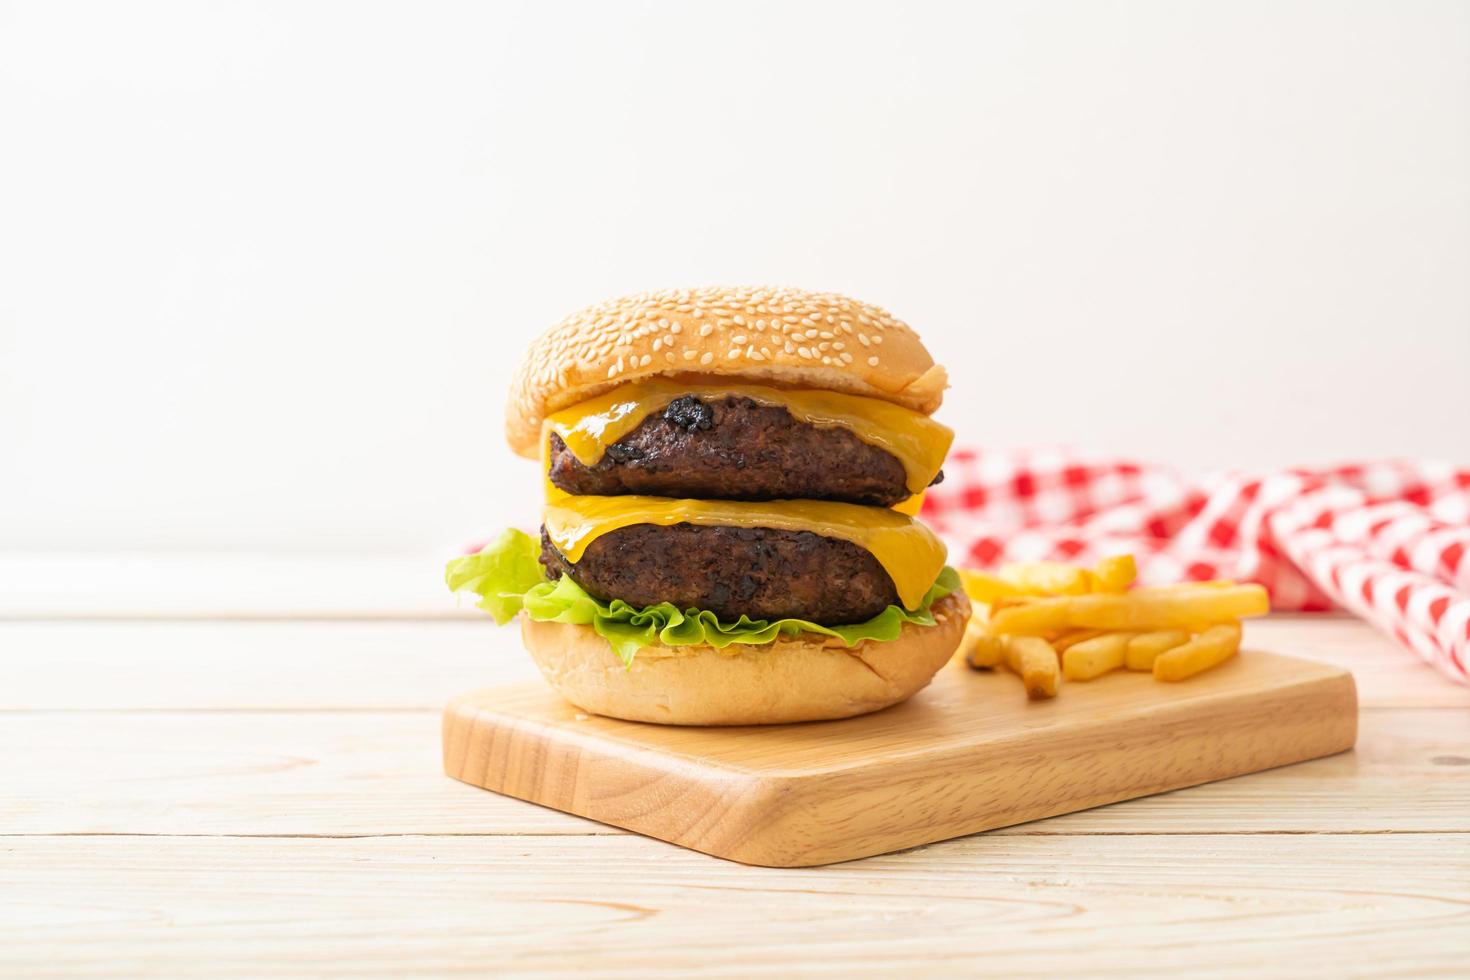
[446,286,970,725]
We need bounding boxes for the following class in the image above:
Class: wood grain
[3,708,1465,838]
[5,615,1463,712]
[444,652,1358,866]
[4,566,1467,975]
[0,552,470,620]
[0,620,539,711]
[1244,615,1468,707]
[4,835,1466,977]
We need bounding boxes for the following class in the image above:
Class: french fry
[987,584,1269,636]
[1125,630,1191,671]
[1153,622,1242,681]
[1062,632,1133,680]
[987,595,1034,614]
[1093,554,1137,593]
[963,555,1256,696]
[1158,579,1236,590]
[961,619,1006,669]
[1051,629,1108,654]
[1001,636,1060,699]
[958,569,1025,604]
[1000,561,1095,596]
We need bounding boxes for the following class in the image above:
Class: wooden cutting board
[442,650,1357,867]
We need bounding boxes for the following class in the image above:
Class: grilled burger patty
[538,523,901,624]
[547,395,939,507]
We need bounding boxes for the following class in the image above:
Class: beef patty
[539,523,901,624]
[547,395,940,507]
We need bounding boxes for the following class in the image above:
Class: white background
[3,0,1467,557]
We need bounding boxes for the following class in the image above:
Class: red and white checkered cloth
[922,451,1470,684]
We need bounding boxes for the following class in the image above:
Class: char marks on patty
[548,395,938,506]
[538,523,901,625]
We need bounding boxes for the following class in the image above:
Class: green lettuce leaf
[445,527,960,665]
[444,528,547,623]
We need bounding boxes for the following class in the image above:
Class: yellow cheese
[542,492,948,611]
[891,491,925,516]
[545,379,953,495]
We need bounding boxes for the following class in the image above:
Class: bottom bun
[519,591,971,725]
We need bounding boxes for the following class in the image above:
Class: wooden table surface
[3,555,1468,976]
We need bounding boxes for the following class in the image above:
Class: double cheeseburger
[449,286,970,725]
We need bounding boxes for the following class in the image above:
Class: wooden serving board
[443,650,1357,867]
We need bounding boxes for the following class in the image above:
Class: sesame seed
[509,287,920,448]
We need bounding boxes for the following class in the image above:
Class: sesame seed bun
[505,286,948,459]
[518,590,970,725]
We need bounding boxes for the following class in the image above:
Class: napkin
[922,451,1470,684]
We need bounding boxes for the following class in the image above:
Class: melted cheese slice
[545,379,953,495]
[542,491,947,611]
[891,491,925,516]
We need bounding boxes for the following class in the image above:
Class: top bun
[505,286,948,459]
